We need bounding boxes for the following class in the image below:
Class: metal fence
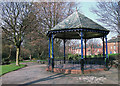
[50,57,106,70]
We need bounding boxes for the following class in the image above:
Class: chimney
[117,35,120,38]
[112,37,116,39]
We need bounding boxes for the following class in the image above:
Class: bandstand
[46,10,110,74]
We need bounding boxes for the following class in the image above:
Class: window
[114,51,116,54]
[111,46,112,49]
[114,46,116,49]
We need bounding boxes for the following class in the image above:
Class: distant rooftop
[108,35,120,43]
[71,44,102,50]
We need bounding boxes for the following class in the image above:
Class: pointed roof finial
[76,7,77,12]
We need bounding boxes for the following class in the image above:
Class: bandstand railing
[48,57,110,71]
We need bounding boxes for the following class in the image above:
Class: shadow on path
[19,73,69,85]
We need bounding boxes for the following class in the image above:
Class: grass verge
[0,64,26,76]
[10,60,36,63]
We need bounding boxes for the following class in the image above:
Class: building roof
[47,11,109,39]
[51,11,108,31]
[72,44,102,50]
[108,35,120,43]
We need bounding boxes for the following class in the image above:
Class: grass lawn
[10,60,36,63]
[0,64,26,76]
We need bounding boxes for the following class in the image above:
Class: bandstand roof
[47,11,109,39]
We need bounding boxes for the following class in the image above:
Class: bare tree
[32,2,78,57]
[1,2,33,65]
[87,39,99,55]
[91,0,120,34]
[33,2,77,30]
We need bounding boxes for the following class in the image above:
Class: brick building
[107,35,120,54]
[69,44,103,56]
[69,35,120,55]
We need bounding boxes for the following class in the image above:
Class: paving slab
[1,62,118,84]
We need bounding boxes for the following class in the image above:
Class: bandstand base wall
[46,66,109,74]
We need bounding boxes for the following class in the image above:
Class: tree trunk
[118,37,119,54]
[91,45,92,55]
[16,46,20,66]
[29,54,32,61]
[8,47,11,59]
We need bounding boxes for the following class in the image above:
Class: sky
[1,0,118,42]
[79,2,118,40]
[69,1,118,45]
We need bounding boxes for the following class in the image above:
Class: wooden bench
[37,60,45,64]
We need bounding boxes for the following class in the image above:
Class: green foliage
[19,57,23,61]
[2,37,16,62]
[39,60,48,61]
[52,53,119,61]
[87,55,91,58]
[68,54,80,60]
[2,45,10,59]
[2,58,10,65]
[108,53,120,56]
[10,60,36,63]
[0,64,26,76]
[86,53,119,58]
[94,55,97,57]
[55,57,64,60]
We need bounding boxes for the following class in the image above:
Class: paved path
[1,62,118,84]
